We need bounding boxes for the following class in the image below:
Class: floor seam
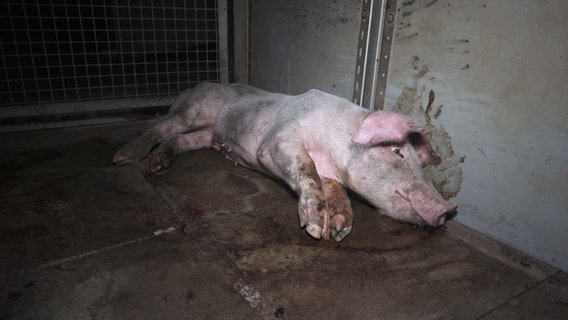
[145,173,279,320]
[472,274,552,319]
[0,226,180,279]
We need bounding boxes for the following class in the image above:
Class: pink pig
[113,83,457,241]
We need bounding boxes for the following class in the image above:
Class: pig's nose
[405,182,457,227]
[433,204,457,227]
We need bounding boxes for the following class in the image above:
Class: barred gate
[0,0,224,110]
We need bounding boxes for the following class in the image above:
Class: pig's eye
[392,148,404,158]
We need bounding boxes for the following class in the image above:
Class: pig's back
[214,88,368,173]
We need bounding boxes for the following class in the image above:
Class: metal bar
[352,0,372,106]
[218,0,229,84]
[352,0,396,110]
[373,0,397,110]
[232,0,249,84]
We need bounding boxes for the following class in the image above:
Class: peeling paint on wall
[391,56,464,200]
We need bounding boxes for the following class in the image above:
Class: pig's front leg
[321,178,353,241]
[258,140,331,240]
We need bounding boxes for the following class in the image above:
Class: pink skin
[113,83,456,241]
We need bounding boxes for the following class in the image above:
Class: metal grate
[0,0,221,108]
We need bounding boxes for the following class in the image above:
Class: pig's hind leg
[147,130,212,173]
[257,139,331,240]
[112,114,192,166]
[113,83,227,166]
[321,178,353,241]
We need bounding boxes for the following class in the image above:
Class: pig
[113,82,457,241]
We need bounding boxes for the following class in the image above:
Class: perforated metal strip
[352,0,397,110]
[373,0,397,110]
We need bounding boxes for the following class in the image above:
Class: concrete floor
[1,121,567,320]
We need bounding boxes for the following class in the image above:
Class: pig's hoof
[330,214,353,241]
[113,150,134,166]
[320,178,353,241]
[331,225,352,242]
[304,220,330,240]
[148,149,176,173]
[328,210,353,241]
[326,201,353,241]
[113,140,147,166]
[306,221,331,240]
[306,224,323,239]
[299,193,330,240]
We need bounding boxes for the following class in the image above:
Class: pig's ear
[352,111,422,145]
[352,111,441,167]
[408,132,441,167]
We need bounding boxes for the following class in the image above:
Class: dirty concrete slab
[0,123,257,319]
[1,122,568,320]
[1,232,259,320]
[479,271,568,319]
[0,122,177,274]
[148,149,568,320]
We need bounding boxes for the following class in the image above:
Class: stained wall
[385,0,568,271]
[249,0,568,272]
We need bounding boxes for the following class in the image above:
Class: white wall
[250,0,361,98]
[385,0,568,271]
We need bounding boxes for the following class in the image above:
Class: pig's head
[345,111,456,227]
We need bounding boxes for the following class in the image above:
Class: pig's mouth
[395,188,457,227]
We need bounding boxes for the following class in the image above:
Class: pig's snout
[406,182,457,227]
[426,201,457,227]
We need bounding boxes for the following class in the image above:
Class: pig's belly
[213,102,281,171]
[212,122,267,172]
[226,137,262,169]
